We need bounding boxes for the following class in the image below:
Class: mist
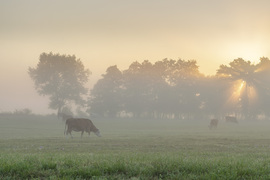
[88,58,270,122]
[1,56,270,122]
[3,1,270,179]
[2,0,270,115]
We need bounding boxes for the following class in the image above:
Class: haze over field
[1,0,270,114]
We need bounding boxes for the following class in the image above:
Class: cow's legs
[66,128,73,139]
[65,132,69,139]
[70,132,73,138]
[81,131,84,138]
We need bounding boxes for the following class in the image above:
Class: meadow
[1,115,270,179]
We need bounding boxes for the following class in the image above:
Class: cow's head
[94,129,101,137]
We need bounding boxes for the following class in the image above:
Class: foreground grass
[1,151,270,179]
[1,136,270,179]
[1,117,270,179]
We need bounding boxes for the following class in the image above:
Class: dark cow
[64,118,101,138]
[209,119,218,129]
[225,116,238,123]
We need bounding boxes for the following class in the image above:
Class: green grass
[1,152,270,179]
[1,116,270,179]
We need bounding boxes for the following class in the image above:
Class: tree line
[29,53,270,120]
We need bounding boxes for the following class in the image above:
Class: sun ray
[224,80,243,105]
[223,79,258,111]
[238,81,245,93]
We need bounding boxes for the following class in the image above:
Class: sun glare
[226,79,258,107]
[239,81,245,91]
[226,42,264,64]
[235,80,245,99]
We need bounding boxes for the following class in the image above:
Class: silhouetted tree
[253,57,270,118]
[152,59,176,119]
[29,52,90,115]
[88,65,123,117]
[122,61,154,118]
[217,58,270,119]
[169,59,203,119]
[198,76,230,119]
[87,57,270,120]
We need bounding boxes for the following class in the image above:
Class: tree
[28,52,90,114]
[253,57,270,118]
[88,65,123,118]
[87,57,270,120]
[88,59,206,120]
[216,58,270,119]
[122,60,169,119]
[163,59,203,119]
[198,75,229,119]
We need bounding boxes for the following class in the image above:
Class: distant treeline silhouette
[88,57,270,120]
[28,53,270,120]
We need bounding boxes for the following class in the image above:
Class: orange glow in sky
[1,0,270,113]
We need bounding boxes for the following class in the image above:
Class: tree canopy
[29,52,90,114]
[88,58,270,120]
[28,54,270,120]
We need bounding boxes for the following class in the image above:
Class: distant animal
[64,118,101,138]
[209,119,218,129]
[225,116,238,123]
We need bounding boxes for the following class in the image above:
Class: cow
[64,118,101,138]
[225,116,238,124]
[209,119,218,129]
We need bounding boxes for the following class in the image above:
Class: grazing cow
[209,119,218,129]
[64,118,101,138]
[225,116,238,124]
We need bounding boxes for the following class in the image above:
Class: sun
[225,41,264,64]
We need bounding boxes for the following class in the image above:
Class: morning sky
[1,0,270,114]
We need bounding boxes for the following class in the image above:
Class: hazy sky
[1,0,270,114]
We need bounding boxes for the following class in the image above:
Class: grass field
[1,116,270,179]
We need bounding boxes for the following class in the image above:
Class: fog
[2,55,270,123]
[1,0,270,115]
[88,58,270,121]
[2,55,270,148]
[2,3,270,179]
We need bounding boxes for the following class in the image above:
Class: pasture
[1,115,270,179]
